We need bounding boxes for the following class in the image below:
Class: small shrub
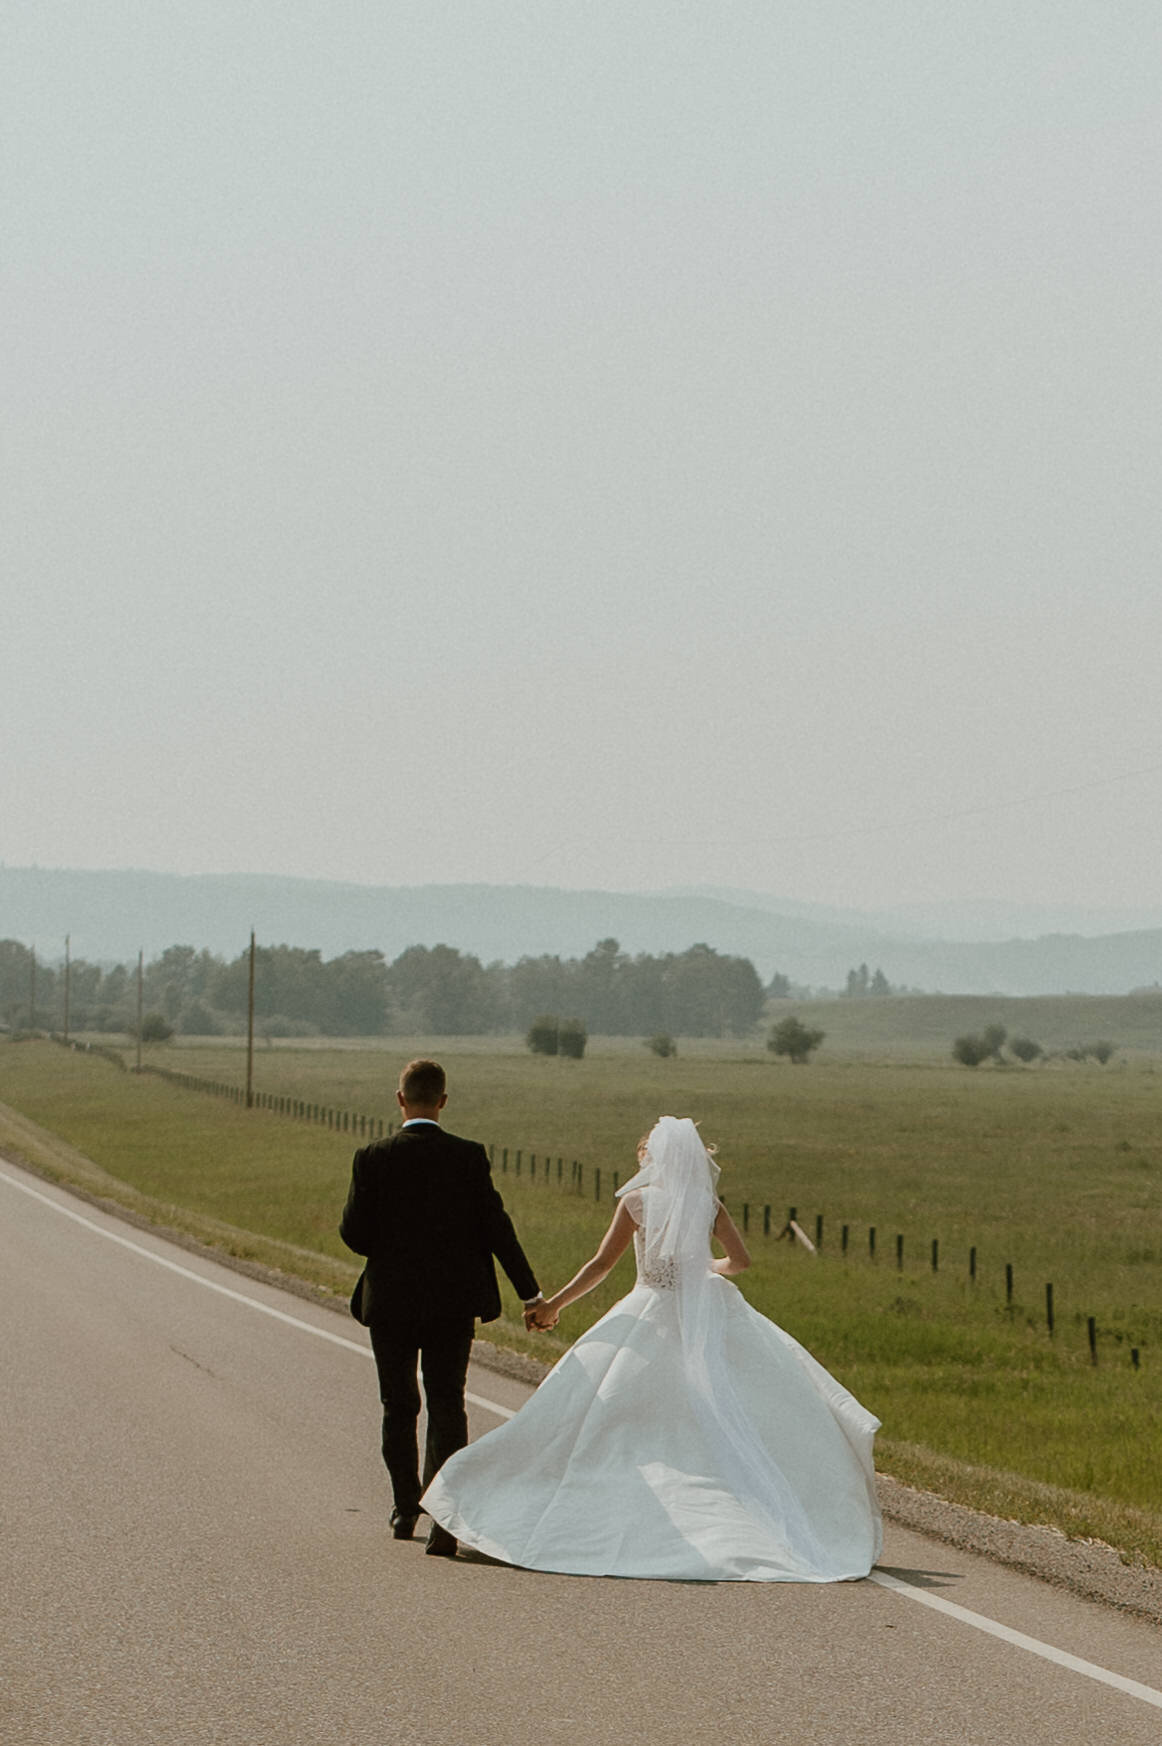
[767,1016,825,1064]
[1008,1035,1042,1064]
[952,1033,990,1067]
[645,1032,677,1058]
[138,1011,174,1044]
[981,1022,1008,1060]
[558,1018,588,1059]
[1064,1041,1117,1064]
[526,1015,559,1056]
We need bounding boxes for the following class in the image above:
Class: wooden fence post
[896,1234,904,1271]
[1046,1282,1054,1336]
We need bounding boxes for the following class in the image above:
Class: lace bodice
[634,1228,679,1290]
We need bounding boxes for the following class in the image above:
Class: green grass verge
[3,1035,1161,1564]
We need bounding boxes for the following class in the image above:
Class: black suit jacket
[339,1123,539,1325]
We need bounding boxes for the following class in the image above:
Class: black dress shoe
[390,1510,420,1540]
[425,1523,457,1558]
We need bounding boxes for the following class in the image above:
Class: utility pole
[63,935,71,1042]
[246,929,256,1109]
[28,945,36,1034]
[136,949,144,1072]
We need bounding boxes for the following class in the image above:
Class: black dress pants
[368,1314,475,1516]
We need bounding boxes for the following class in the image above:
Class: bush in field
[767,1016,825,1064]
[526,1015,559,1056]
[981,1022,1008,1060]
[138,1011,174,1044]
[1063,1041,1117,1064]
[179,1001,222,1036]
[558,1018,588,1059]
[646,1032,678,1058]
[1008,1035,1042,1063]
[953,1024,1008,1067]
[952,1033,991,1067]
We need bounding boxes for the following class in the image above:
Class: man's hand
[524,1298,558,1331]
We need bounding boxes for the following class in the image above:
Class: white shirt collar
[401,1117,441,1128]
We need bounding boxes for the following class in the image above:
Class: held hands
[523,1297,559,1332]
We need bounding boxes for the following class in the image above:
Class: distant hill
[4,866,1162,996]
[676,885,1162,943]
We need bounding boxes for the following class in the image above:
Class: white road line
[0,1167,515,1421]
[4,1164,1158,1708]
[868,1571,1162,1710]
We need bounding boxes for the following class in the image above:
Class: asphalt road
[2,1159,1159,1746]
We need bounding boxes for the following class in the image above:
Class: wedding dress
[422,1117,882,1582]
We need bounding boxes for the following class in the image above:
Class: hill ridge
[4,866,1162,995]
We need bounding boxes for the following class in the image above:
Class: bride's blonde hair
[638,1123,717,1162]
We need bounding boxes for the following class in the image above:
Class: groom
[339,1057,545,1556]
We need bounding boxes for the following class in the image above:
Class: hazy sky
[6,3,1160,909]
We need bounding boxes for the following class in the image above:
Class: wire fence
[53,1037,1150,1370]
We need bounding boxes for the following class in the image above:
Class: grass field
[2,1026,1160,1564]
[772,990,1162,1059]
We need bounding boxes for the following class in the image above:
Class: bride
[422,1115,882,1582]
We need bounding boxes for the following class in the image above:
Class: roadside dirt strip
[2,1158,1159,1746]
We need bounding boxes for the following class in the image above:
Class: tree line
[0,935,765,1040]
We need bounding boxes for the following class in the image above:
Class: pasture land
[768,990,1162,1059]
[2,1032,1160,1564]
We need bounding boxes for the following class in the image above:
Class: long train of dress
[423,1251,882,1583]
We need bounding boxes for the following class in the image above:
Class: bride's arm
[539,1202,637,1322]
[711,1203,751,1276]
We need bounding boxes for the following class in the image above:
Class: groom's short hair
[399,1057,446,1106]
